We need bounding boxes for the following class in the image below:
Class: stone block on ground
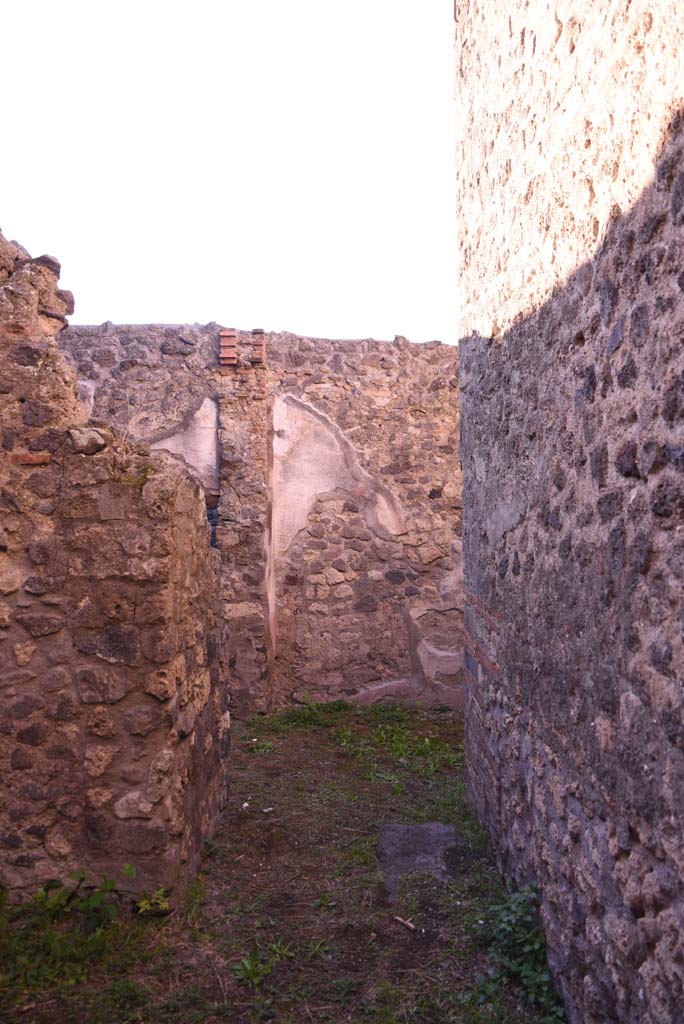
[377,822,459,900]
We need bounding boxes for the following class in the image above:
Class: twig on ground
[393,915,417,931]
[210,956,229,1004]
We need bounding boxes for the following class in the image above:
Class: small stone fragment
[68,427,108,455]
[87,787,113,809]
[77,667,130,704]
[0,568,23,595]
[84,745,119,778]
[15,612,64,637]
[13,641,36,666]
[616,441,639,479]
[114,790,154,819]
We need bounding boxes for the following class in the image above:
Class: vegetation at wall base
[0,704,564,1023]
[476,883,565,1022]
[0,871,159,1007]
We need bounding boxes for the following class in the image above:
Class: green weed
[478,884,565,1020]
[231,936,295,991]
[330,977,361,1002]
[203,836,221,858]
[304,938,330,959]
[155,985,211,1022]
[0,873,121,999]
[231,945,272,988]
[268,699,351,732]
[247,996,276,1022]
[334,714,460,780]
[246,740,276,754]
[360,702,411,725]
[340,836,375,868]
[97,978,149,1020]
[136,887,171,916]
[266,937,295,962]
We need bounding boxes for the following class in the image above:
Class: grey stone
[10,748,34,770]
[651,476,684,520]
[640,441,667,478]
[23,401,54,427]
[24,575,65,595]
[671,171,684,225]
[377,823,459,899]
[114,790,154,819]
[68,427,108,455]
[666,445,684,472]
[76,667,131,704]
[606,317,625,357]
[630,304,650,345]
[599,278,618,325]
[124,704,163,736]
[616,442,639,479]
[16,724,47,747]
[14,612,64,637]
[617,355,638,388]
[79,624,142,666]
[176,706,197,738]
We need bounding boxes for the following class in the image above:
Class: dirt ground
[2,703,560,1024]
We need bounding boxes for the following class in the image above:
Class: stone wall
[61,323,274,713]
[456,3,684,1022]
[269,334,462,706]
[60,326,462,714]
[0,235,228,898]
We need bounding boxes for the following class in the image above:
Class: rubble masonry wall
[456,3,684,1021]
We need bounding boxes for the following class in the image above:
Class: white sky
[3,1,457,343]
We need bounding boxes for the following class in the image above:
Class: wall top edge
[63,323,456,351]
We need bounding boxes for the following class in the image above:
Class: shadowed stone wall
[457,3,684,1021]
[61,326,462,714]
[0,235,228,898]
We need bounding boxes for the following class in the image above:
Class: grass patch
[1,705,563,1024]
[264,699,352,733]
[334,713,462,781]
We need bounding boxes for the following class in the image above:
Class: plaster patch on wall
[403,542,465,709]
[272,393,405,556]
[486,496,527,547]
[78,378,96,416]
[60,326,460,713]
[151,396,219,494]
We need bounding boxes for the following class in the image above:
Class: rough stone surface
[457,6,684,1022]
[455,0,684,342]
[377,823,459,899]
[60,326,462,713]
[68,427,107,455]
[269,335,461,707]
[0,232,228,899]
